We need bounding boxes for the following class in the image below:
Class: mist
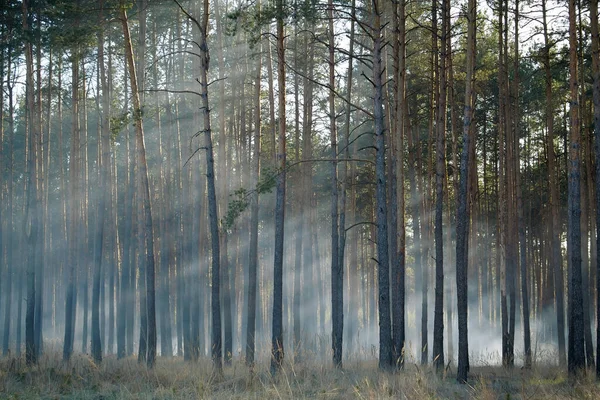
[0,0,596,394]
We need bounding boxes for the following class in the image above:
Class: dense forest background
[1,0,599,385]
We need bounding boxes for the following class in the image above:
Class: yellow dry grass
[0,350,598,399]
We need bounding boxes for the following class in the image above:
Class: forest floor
[0,350,599,399]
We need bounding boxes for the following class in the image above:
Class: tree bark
[2,30,15,357]
[372,0,392,370]
[541,0,566,366]
[91,0,111,363]
[590,0,600,379]
[63,0,81,362]
[270,0,286,374]
[343,0,357,359]
[121,2,157,368]
[23,0,37,366]
[512,0,531,368]
[456,0,475,383]
[433,0,448,372]
[328,0,342,369]
[246,34,261,367]
[567,0,585,374]
[213,0,233,366]
[176,0,223,373]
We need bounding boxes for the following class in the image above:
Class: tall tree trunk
[577,0,595,368]
[80,57,90,357]
[292,18,303,361]
[541,0,566,366]
[499,0,511,368]
[246,34,261,367]
[590,0,600,379]
[213,0,233,366]
[513,0,531,368]
[2,39,14,357]
[372,0,392,370]
[120,2,157,368]
[0,25,3,354]
[328,0,342,369]
[33,10,44,356]
[567,0,585,374]
[63,0,81,362]
[176,0,223,373]
[433,0,448,371]
[303,38,315,343]
[23,0,37,366]
[456,0,475,383]
[270,0,286,374]
[134,0,148,365]
[118,62,132,358]
[387,0,399,370]
[344,0,357,359]
[506,0,517,366]
[91,0,111,363]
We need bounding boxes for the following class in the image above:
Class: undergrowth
[0,350,598,399]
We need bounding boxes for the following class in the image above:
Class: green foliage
[221,187,251,232]
[225,0,321,47]
[256,165,278,194]
[45,0,99,55]
[221,165,278,231]
[110,111,131,142]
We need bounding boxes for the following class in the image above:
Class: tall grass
[0,348,598,399]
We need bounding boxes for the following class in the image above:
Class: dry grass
[0,351,599,399]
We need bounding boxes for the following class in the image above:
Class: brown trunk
[567,0,585,374]
[456,0,475,383]
[270,0,286,374]
[120,2,157,368]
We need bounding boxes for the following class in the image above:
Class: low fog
[0,0,594,381]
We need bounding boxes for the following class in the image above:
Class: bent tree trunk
[120,3,157,368]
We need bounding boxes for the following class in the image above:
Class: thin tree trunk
[344,0,357,359]
[0,25,3,355]
[213,0,232,366]
[2,40,14,357]
[246,34,261,367]
[292,18,303,361]
[91,0,111,363]
[63,0,81,362]
[327,0,342,369]
[513,0,531,368]
[567,0,585,374]
[270,0,286,374]
[372,0,392,370]
[590,0,600,379]
[541,0,566,366]
[121,2,157,368]
[33,11,44,356]
[175,0,222,373]
[23,0,37,366]
[433,0,448,371]
[456,0,475,383]
[80,56,90,357]
[391,0,406,369]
